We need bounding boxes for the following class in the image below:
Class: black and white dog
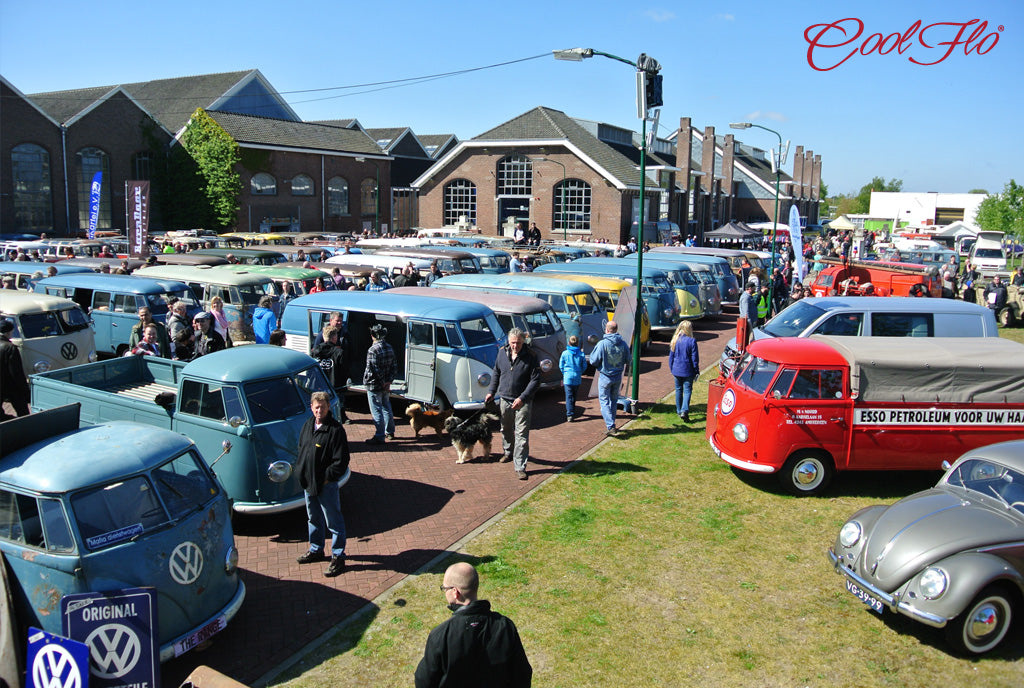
[443,413,499,464]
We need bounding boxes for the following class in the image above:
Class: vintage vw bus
[280,291,505,410]
[0,291,96,375]
[0,405,245,662]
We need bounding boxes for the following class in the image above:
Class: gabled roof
[28,70,297,133]
[418,134,458,158]
[311,119,367,135]
[1,75,61,128]
[416,106,646,189]
[205,111,385,156]
[365,127,431,159]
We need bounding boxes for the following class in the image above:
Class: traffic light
[645,72,663,109]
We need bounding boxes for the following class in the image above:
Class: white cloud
[744,110,788,123]
[644,9,676,22]
[715,13,735,21]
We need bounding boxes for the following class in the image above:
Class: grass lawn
[274,338,1024,688]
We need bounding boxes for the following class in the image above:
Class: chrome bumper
[828,549,949,628]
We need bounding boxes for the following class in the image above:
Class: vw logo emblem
[84,623,141,679]
[60,342,78,360]
[169,541,204,585]
[32,643,83,688]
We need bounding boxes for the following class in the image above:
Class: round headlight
[477,372,491,387]
[225,546,239,574]
[539,359,553,373]
[689,299,698,309]
[662,308,673,318]
[732,422,749,443]
[33,360,52,373]
[267,460,293,483]
[919,568,947,599]
[839,521,862,548]
[587,334,599,345]
[88,350,99,362]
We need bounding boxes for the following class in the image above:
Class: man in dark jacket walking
[295,391,350,577]
[484,328,540,480]
[415,562,531,688]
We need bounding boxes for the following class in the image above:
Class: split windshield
[762,301,827,337]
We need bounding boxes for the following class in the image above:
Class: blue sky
[2,0,1020,197]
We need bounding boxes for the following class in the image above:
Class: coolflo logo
[32,644,83,688]
[85,623,141,679]
[804,18,1003,71]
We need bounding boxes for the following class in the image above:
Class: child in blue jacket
[558,335,587,421]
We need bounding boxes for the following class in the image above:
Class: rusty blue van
[0,405,245,663]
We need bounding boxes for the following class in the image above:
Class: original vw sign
[84,623,141,679]
[169,541,204,585]
[720,388,736,416]
[60,341,78,360]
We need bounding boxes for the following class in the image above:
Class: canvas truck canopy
[811,335,1024,404]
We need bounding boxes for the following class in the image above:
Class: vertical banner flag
[126,181,151,257]
[87,171,103,240]
[788,205,806,281]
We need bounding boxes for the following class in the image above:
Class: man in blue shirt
[588,321,631,436]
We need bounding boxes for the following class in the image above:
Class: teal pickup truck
[29,346,345,513]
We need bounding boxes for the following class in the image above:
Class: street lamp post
[355,157,381,235]
[533,157,566,241]
[730,122,783,313]
[554,47,661,410]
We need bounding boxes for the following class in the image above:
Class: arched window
[443,179,477,226]
[131,151,153,180]
[497,155,532,196]
[360,178,378,216]
[76,147,111,230]
[328,177,349,216]
[251,173,276,195]
[291,174,314,196]
[12,143,53,232]
[554,179,592,233]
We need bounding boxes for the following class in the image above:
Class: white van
[720,296,998,374]
[969,230,1007,275]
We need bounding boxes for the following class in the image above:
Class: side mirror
[772,390,782,400]
[228,415,244,428]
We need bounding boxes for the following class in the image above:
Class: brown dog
[405,403,453,440]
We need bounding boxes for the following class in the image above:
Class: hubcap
[968,604,1000,640]
[795,461,820,486]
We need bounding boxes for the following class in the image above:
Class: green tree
[975,179,1024,240]
[852,176,902,214]
[968,188,989,195]
[180,109,241,230]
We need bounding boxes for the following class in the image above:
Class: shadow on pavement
[160,568,376,687]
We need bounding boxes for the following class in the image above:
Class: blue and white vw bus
[281,291,505,410]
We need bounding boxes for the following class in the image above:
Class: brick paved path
[161,316,736,685]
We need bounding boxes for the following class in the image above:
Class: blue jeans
[597,374,621,430]
[564,382,580,419]
[305,481,346,556]
[367,389,394,439]
[674,375,695,416]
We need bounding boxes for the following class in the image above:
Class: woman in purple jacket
[668,320,699,422]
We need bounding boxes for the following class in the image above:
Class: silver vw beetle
[829,439,1024,654]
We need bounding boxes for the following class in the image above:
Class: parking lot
[159,317,736,686]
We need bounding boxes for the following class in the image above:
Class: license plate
[174,615,226,657]
[846,579,884,614]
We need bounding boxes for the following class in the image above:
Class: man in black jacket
[484,328,540,480]
[415,562,531,688]
[295,391,350,577]
[311,325,351,424]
